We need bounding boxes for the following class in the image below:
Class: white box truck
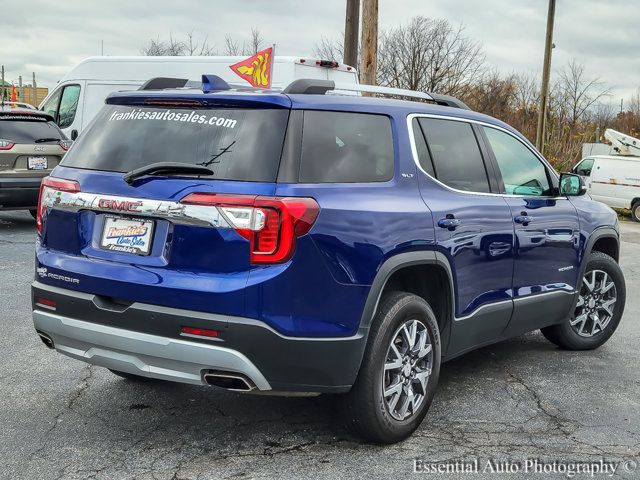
[573,129,640,221]
[39,56,358,139]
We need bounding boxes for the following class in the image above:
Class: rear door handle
[514,213,534,225]
[438,217,461,230]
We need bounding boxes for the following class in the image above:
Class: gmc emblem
[97,198,143,212]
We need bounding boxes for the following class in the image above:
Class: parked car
[0,106,71,216]
[31,77,626,444]
[38,55,359,140]
[572,155,640,221]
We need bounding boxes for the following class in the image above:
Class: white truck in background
[39,56,358,140]
[573,129,640,221]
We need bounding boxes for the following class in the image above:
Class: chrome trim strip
[454,289,576,322]
[406,113,565,199]
[41,189,234,228]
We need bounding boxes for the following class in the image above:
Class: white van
[39,56,358,139]
[573,155,640,221]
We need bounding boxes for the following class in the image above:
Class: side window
[299,111,394,183]
[57,85,81,129]
[419,118,491,193]
[483,127,552,196]
[41,88,62,119]
[411,118,435,176]
[574,158,594,177]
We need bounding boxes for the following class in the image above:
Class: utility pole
[18,75,23,102]
[535,0,556,154]
[1,65,4,103]
[344,0,360,68]
[32,72,37,106]
[359,0,378,86]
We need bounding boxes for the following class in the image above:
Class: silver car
[0,106,71,217]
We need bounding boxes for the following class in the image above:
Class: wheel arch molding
[358,251,455,348]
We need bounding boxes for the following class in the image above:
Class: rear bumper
[0,176,42,209]
[31,281,367,393]
[33,309,272,389]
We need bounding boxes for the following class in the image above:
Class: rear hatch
[0,111,69,177]
[37,95,292,316]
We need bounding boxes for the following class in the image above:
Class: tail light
[316,60,339,68]
[0,139,14,150]
[180,193,320,264]
[36,176,81,234]
[59,140,73,151]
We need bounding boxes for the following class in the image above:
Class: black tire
[541,251,626,350]
[631,202,640,222]
[109,369,160,382]
[341,292,441,444]
[29,209,38,220]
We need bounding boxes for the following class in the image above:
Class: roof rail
[282,78,470,109]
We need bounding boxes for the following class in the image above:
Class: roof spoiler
[283,79,470,109]
[139,77,191,91]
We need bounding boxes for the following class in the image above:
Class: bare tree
[185,31,216,56]
[377,17,485,95]
[141,32,216,56]
[249,27,263,54]
[314,35,344,62]
[223,28,264,56]
[555,60,610,127]
[223,35,242,56]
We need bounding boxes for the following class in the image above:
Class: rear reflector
[36,176,81,234]
[35,297,57,311]
[180,193,319,264]
[181,326,219,338]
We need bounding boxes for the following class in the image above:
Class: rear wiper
[35,137,61,143]
[123,162,214,185]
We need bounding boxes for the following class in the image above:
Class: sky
[1,0,638,105]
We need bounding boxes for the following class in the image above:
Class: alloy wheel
[572,269,617,337]
[382,319,433,421]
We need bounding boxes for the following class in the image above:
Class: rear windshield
[0,119,64,143]
[61,105,289,182]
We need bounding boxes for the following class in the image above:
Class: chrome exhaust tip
[203,371,255,392]
[36,331,55,350]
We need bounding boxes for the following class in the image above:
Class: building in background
[1,80,49,106]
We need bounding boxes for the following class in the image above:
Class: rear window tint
[299,111,393,183]
[61,105,289,182]
[0,119,64,143]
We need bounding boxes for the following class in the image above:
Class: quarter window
[299,111,394,183]
[419,118,491,193]
[483,126,552,196]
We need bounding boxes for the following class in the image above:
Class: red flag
[229,47,273,88]
[10,83,17,102]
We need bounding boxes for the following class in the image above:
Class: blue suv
[31,76,626,443]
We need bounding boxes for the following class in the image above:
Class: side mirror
[559,172,587,196]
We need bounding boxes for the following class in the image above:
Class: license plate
[28,156,48,170]
[100,216,154,255]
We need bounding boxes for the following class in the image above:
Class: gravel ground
[0,210,638,480]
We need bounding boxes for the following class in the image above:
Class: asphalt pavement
[0,210,638,479]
